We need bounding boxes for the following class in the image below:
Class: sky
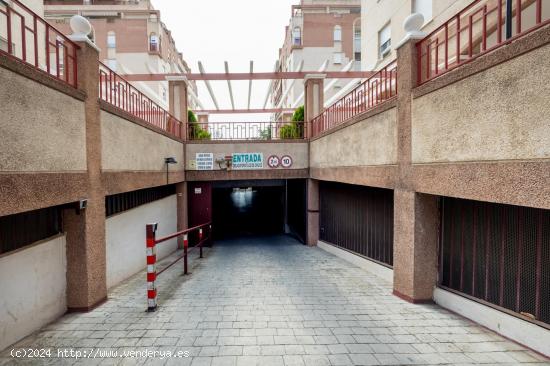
[150,0,300,121]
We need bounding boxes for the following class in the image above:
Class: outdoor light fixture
[165,157,178,184]
[215,155,232,171]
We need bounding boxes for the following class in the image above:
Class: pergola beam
[194,108,295,114]
[122,71,373,82]
[247,61,253,109]
[198,61,219,110]
[263,60,280,109]
[224,61,235,110]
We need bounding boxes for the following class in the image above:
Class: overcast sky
[151,0,299,121]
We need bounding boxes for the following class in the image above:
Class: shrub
[279,106,304,139]
[187,109,211,140]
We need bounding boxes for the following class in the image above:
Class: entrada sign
[232,153,263,169]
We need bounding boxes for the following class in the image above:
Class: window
[333,25,342,43]
[106,185,176,217]
[333,52,343,64]
[412,0,432,23]
[378,23,391,58]
[107,31,116,48]
[0,206,63,255]
[292,27,301,46]
[149,33,159,52]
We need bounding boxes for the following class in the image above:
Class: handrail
[154,222,212,244]
[310,61,397,137]
[189,121,307,141]
[0,0,79,87]
[145,221,212,311]
[98,61,184,139]
[416,0,549,84]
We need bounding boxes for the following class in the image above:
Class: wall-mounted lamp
[165,157,178,184]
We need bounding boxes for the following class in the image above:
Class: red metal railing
[189,121,307,141]
[146,221,212,312]
[310,61,397,138]
[99,61,183,138]
[417,0,550,84]
[0,0,79,87]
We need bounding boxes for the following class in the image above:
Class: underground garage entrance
[188,179,307,242]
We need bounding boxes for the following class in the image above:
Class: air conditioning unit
[380,39,391,58]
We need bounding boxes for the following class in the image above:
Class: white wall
[0,236,67,351]
[106,195,178,289]
[434,288,550,357]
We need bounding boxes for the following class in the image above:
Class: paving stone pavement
[1,235,549,366]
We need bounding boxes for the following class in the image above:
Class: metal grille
[320,182,394,267]
[106,185,176,217]
[0,206,62,255]
[440,197,550,326]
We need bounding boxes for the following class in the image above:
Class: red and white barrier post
[183,233,189,275]
[146,223,158,312]
[199,228,203,258]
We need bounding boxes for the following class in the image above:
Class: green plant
[259,125,273,140]
[291,105,304,122]
[188,109,198,123]
[279,106,304,139]
[187,109,211,140]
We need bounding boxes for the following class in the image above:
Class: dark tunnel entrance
[189,179,306,242]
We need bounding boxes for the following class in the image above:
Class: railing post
[183,233,189,275]
[199,228,203,258]
[146,223,158,312]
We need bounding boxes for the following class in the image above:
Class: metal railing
[310,61,397,138]
[99,61,183,139]
[145,221,212,312]
[189,121,307,141]
[0,0,79,87]
[439,197,550,328]
[417,0,550,85]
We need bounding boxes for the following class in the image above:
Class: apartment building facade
[272,0,362,121]
[361,0,477,71]
[43,0,197,109]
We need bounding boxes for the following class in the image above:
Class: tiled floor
[1,235,549,365]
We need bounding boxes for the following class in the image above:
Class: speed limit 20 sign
[267,155,280,168]
[267,155,293,169]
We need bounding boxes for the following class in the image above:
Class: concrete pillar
[176,182,188,249]
[167,76,189,140]
[393,191,439,302]
[303,74,325,138]
[392,22,439,302]
[306,179,320,246]
[63,38,107,311]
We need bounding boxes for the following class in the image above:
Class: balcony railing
[311,61,397,138]
[0,0,79,88]
[99,61,183,138]
[417,0,550,85]
[188,121,306,141]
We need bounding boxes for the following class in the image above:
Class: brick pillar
[392,30,439,303]
[176,182,188,249]
[304,74,325,138]
[168,76,189,140]
[63,38,107,311]
[168,77,188,244]
[306,179,320,246]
